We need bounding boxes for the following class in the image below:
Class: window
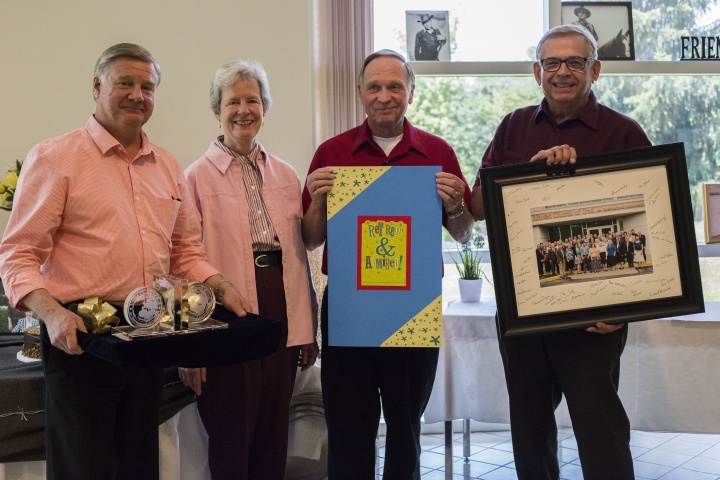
[374,0,720,302]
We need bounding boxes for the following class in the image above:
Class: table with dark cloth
[0,308,281,465]
[0,335,196,463]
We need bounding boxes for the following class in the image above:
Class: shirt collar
[209,137,267,174]
[534,90,599,130]
[86,115,156,159]
[352,118,429,160]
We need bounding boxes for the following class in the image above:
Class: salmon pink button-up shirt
[185,142,316,347]
[0,116,219,308]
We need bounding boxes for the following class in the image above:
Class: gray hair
[535,24,598,61]
[94,43,161,85]
[358,49,415,87]
[209,60,272,114]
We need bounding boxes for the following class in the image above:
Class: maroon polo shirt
[303,118,471,274]
[474,91,651,186]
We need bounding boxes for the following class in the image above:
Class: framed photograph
[702,183,720,243]
[480,143,704,337]
[406,10,451,61]
[561,2,635,60]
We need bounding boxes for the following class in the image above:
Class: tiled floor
[376,429,720,479]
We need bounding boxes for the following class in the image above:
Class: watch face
[124,287,164,328]
[184,282,216,323]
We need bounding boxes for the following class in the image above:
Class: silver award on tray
[111,275,227,340]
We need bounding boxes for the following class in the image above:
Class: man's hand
[586,322,624,334]
[298,342,319,371]
[306,167,335,205]
[302,167,334,251]
[45,309,87,355]
[178,367,206,395]
[530,145,577,165]
[435,172,465,212]
[22,288,86,355]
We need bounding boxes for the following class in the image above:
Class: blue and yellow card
[327,166,442,347]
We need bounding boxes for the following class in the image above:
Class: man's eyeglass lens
[540,57,591,72]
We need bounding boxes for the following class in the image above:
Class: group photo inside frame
[480,143,704,337]
[561,1,635,60]
[405,10,451,61]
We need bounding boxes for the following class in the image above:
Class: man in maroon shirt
[303,50,474,479]
[471,25,650,480]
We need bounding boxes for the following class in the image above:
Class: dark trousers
[497,321,633,480]
[197,260,299,480]
[320,286,439,480]
[41,324,162,480]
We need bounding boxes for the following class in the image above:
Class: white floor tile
[411,429,720,480]
[656,438,713,456]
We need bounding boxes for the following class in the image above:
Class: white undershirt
[373,134,403,156]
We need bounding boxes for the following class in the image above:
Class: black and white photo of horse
[561,2,635,61]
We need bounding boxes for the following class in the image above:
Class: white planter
[458,278,483,303]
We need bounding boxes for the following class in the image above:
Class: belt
[254,250,282,268]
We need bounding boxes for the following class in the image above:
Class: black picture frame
[405,10,451,62]
[561,1,635,60]
[480,143,704,337]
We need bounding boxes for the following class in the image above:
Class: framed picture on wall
[480,143,704,337]
[406,10,451,61]
[702,182,720,243]
[561,2,635,60]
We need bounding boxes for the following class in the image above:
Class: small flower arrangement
[0,160,22,212]
[451,235,491,282]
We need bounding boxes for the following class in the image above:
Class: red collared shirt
[475,91,651,184]
[303,118,471,274]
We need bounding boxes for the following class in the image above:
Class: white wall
[0,0,314,230]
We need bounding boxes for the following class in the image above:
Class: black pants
[497,320,633,480]
[320,286,439,480]
[41,323,162,480]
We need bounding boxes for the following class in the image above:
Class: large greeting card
[327,166,442,347]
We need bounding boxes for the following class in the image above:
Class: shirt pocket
[276,184,303,220]
[154,197,181,242]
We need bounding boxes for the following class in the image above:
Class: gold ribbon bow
[69,297,120,334]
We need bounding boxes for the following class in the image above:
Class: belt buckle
[255,254,271,268]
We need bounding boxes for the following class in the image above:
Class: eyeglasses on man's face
[539,57,594,72]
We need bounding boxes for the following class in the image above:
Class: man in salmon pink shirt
[0,43,250,480]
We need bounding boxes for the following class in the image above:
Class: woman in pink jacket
[179,60,319,480]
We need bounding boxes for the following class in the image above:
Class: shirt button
[251,186,256,190]
[135,196,140,202]
[145,266,150,272]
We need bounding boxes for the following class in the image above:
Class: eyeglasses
[539,57,594,72]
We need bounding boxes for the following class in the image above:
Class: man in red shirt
[303,50,474,479]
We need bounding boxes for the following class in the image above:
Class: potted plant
[451,235,490,303]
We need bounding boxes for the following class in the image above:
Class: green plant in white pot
[451,235,490,302]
